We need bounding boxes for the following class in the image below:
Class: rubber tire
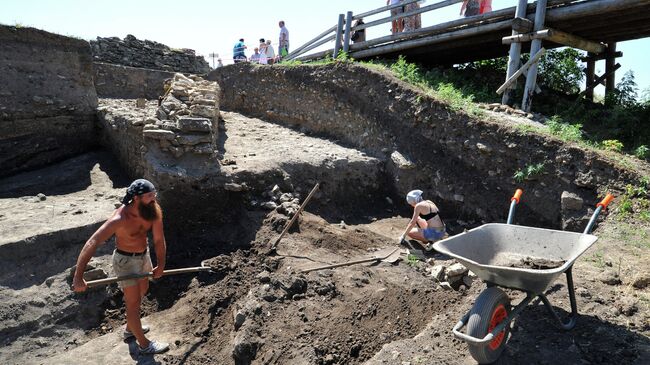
[466,287,511,364]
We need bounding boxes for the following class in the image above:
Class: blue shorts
[422,227,446,241]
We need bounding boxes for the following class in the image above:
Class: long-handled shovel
[85,264,214,288]
[300,247,403,273]
[270,182,320,253]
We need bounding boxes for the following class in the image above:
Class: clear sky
[2,0,648,95]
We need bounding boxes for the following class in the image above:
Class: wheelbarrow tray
[433,223,598,294]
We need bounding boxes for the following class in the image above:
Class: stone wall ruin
[145,73,220,158]
[97,73,220,180]
[90,35,210,74]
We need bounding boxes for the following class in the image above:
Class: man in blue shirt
[233,38,247,63]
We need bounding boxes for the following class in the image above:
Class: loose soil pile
[507,256,566,270]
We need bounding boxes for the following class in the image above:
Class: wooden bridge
[287,0,650,111]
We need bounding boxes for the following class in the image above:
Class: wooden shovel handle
[300,248,399,273]
[271,182,320,250]
[85,266,212,288]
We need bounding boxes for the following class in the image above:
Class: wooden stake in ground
[270,182,320,252]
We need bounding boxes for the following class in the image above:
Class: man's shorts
[112,249,153,289]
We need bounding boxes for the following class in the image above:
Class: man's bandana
[121,179,156,205]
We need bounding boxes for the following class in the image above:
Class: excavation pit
[2,25,648,363]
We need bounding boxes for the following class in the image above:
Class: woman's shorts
[422,227,446,241]
[112,249,153,289]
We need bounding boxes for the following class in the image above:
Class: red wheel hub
[488,304,507,350]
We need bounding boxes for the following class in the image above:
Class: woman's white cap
[406,190,423,205]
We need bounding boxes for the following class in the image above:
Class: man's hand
[153,265,164,279]
[72,276,88,292]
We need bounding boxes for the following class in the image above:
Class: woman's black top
[419,205,439,220]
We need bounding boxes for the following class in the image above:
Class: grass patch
[615,179,650,222]
[588,250,606,268]
[514,123,544,134]
[546,115,583,142]
[407,254,420,267]
[381,56,483,116]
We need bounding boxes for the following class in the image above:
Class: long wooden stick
[301,248,399,273]
[496,48,546,95]
[271,182,320,251]
[578,63,621,97]
[85,266,212,288]
[286,25,337,60]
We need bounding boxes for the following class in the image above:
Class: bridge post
[343,11,353,54]
[605,42,617,96]
[334,14,345,58]
[522,0,548,112]
[502,0,529,106]
[585,53,595,102]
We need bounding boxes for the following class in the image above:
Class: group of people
[233,20,289,64]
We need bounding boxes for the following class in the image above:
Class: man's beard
[138,201,162,221]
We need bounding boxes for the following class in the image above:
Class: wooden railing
[286,0,586,62]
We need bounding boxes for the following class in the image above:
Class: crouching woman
[399,189,447,251]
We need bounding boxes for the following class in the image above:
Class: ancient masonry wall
[0,25,98,177]
[90,35,210,74]
[93,62,175,100]
[97,73,220,179]
[209,63,638,229]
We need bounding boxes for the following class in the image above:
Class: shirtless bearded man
[72,179,169,354]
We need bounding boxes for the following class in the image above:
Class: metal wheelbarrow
[433,189,614,364]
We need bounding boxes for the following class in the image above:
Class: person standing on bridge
[461,0,491,17]
[460,0,480,17]
[72,179,169,355]
[479,0,492,14]
[351,18,366,43]
[233,38,247,63]
[387,0,404,34]
[403,1,422,32]
[398,189,447,251]
[278,20,290,59]
[265,39,276,64]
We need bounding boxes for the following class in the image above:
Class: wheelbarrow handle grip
[597,193,614,209]
[584,193,615,234]
[511,189,523,204]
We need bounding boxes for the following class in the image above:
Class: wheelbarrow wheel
[467,287,511,364]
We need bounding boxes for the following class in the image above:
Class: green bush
[635,145,650,160]
[513,163,545,183]
[601,139,624,152]
[390,56,422,85]
[538,48,585,95]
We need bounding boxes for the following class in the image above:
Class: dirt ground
[1,114,649,365]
